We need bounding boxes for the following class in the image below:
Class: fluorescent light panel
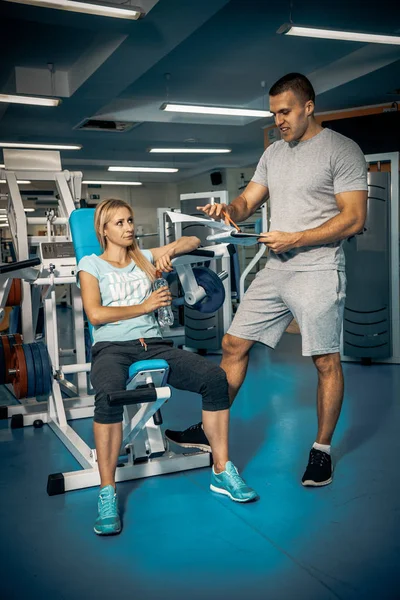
[0,142,82,150]
[83,181,143,186]
[278,23,400,45]
[109,166,179,173]
[4,0,142,19]
[161,103,272,118]
[0,179,31,184]
[0,94,61,107]
[149,148,231,154]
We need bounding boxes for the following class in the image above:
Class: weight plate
[30,342,43,397]
[6,279,22,307]
[23,344,36,399]
[191,267,226,314]
[8,306,21,335]
[2,336,14,384]
[12,344,28,399]
[37,342,52,396]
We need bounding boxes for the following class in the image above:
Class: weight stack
[184,305,224,352]
[343,172,392,360]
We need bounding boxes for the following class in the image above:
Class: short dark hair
[269,73,315,104]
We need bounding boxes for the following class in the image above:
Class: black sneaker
[165,422,211,452]
[302,448,333,487]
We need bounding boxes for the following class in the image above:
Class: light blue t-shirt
[77,250,162,345]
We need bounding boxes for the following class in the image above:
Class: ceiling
[0,0,399,185]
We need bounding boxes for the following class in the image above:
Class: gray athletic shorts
[228,267,346,356]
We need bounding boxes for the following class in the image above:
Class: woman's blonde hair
[94,198,156,281]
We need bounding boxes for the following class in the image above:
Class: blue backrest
[70,209,102,341]
[70,209,102,262]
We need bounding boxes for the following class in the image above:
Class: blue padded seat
[128,359,169,379]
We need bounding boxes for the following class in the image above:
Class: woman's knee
[94,391,124,424]
[200,364,230,411]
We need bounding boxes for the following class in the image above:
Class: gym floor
[1,320,399,600]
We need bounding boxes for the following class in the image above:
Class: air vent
[75,119,140,133]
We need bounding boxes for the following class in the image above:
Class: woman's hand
[155,252,174,273]
[143,286,172,314]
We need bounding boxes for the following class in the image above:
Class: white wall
[177,171,228,197]
[83,182,180,248]
[177,165,257,203]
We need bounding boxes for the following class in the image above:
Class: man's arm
[197,181,269,225]
[259,190,368,254]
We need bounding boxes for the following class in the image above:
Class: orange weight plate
[11,344,28,399]
[6,279,22,307]
[2,335,13,384]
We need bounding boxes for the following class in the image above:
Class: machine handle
[107,387,157,407]
[186,249,215,258]
[0,257,41,275]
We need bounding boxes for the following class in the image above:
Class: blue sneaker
[94,485,122,536]
[210,461,258,503]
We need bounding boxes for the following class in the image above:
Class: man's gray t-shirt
[251,128,368,271]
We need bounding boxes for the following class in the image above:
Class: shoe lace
[188,422,202,432]
[309,449,329,467]
[99,492,117,518]
[228,466,247,490]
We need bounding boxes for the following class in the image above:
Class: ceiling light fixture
[160,103,272,118]
[0,94,61,107]
[82,180,143,186]
[3,0,143,20]
[0,142,82,150]
[149,148,231,154]
[277,23,400,45]
[108,166,179,173]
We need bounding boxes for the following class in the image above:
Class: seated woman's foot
[165,422,211,452]
[210,462,258,503]
[94,484,122,536]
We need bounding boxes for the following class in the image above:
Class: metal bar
[34,276,76,286]
[71,285,88,395]
[27,217,68,225]
[47,420,94,470]
[61,363,91,375]
[61,452,211,492]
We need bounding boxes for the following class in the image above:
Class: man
[166,72,368,487]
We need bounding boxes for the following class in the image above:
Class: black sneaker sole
[165,434,211,453]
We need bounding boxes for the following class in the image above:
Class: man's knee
[313,352,342,375]
[222,333,252,358]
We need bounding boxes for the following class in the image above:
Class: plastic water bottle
[153,270,174,327]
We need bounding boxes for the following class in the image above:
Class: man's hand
[155,252,174,273]
[258,230,301,254]
[196,203,233,226]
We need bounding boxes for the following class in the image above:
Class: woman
[78,198,257,536]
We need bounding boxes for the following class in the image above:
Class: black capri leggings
[90,338,230,424]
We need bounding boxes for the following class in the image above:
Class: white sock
[313,442,331,455]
